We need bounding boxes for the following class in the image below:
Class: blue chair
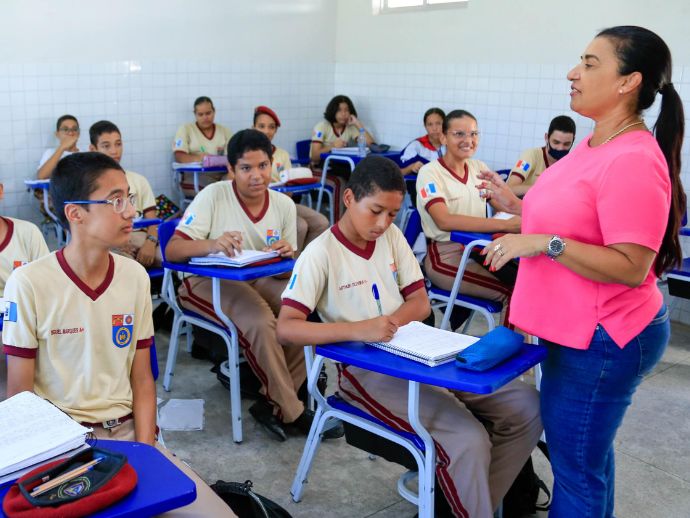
[496,168,511,182]
[291,139,312,167]
[158,219,244,443]
[315,155,354,225]
[402,209,503,332]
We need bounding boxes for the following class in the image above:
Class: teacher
[479,26,685,517]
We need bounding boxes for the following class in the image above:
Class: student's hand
[502,216,522,233]
[136,239,157,267]
[332,138,346,149]
[410,161,424,173]
[264,239,293,258]
[482,234,550,271]
[348,114,362,128]
[210,231,243,257]
[355,316,400,343]
[476,170,522,214]
[58,133,79,151]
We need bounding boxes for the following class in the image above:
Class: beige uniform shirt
[311,120,360,147]
[416,158,489,242]
[2,252,154,423]
[125,170,157,214]
[176,181,297,251]
[173,123,233,156]
[281,223,424,323]
[271,146,293,183]
[510,147,549,187]
[0,217,49,297]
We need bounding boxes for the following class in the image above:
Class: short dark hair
[50,152,124,227]
[423,107,445,125]
[324,95,357,124]
[548,115,576,137]
[194,96,215,112]
[89,120,121,145]
[443,109,477,133]
[56,114,78,132]
[346,156,405,202]
[226,129,273,167]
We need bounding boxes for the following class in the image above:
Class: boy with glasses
[37,115,82,180]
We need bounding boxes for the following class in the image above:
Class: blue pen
[372,283,383,316]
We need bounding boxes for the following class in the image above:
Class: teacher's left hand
[482,234,550,271]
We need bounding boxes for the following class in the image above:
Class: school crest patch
[12,260,27,269]
[419,182,437,200]
[175,138,183,148]
[266,229,281,246]
[112,313,134,348]
[515,160,530,172]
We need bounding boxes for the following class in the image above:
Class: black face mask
[547,145,570,160]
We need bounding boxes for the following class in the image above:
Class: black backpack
[210,480,292,518]
[502,441,551,517]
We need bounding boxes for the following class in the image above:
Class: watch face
[549,237,564,255]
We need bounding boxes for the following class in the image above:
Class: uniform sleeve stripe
[174,230,192,240]
[142,205,158,214]
[401,279,426,298]
[424,198,445,212]
[282,298,312,316]
[510,171,525,181]
[136,337,154,349]
[3,345,37,358]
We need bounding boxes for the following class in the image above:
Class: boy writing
[277,156,541,518]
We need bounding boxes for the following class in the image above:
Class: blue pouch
[455,326,523,371]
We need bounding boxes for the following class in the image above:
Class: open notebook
[367,321,479,367]
[190,250,279,268]
[0,392,91,482]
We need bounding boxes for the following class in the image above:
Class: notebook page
[190,249,278,267]
[386,321,479,360]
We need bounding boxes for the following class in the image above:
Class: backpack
[210,480,292,518]
[502,441,551,517]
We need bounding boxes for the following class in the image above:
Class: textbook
[331,147,369,156]
[190,249,279,268]
[367,321,479,367]
[0,391,91,482]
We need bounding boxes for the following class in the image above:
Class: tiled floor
[2,320,689,517]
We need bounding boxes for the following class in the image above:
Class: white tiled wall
[0,60,335,222]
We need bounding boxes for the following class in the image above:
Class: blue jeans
[540,304,670,518]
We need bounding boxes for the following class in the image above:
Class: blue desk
[162,258,294,282]
[172,164,227,200]
[0,440,196,517]
[450,230,494,246]
[319,150,402,164]
[133,218,163,230]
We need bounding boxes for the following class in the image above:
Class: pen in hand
[372,283,383,316]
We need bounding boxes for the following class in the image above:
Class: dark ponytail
[598,26,686,276]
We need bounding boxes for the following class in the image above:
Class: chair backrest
[158,219,180,262]
[496,169,511,182]
[296,139,311,161]
[403,209,423,248]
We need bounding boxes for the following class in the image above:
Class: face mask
[547,145,570,160]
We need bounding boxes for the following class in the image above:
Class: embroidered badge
[515,160,530,172]
[288,273,297,290]
[12,260,27,269]
[4,301,17,322]
[175,138,183,148]
[266,229,281,246]
[313,130,323,139]
[112,314,134,348]
[58,476,91,498]
[419,182,437,200]
[183,211,196,226]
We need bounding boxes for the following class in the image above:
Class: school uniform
[271,146,328,253]
[0,217,49,297]
[509,147,549,187]
[175,181,306,423]
[120,171,161,266]
[400,135,445,205]
[281,224,541,518]
[311,120,361,221]
[2,250,234,517]
[417,158,512,304]
[173,122,233,197]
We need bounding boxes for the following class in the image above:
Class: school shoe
[287,409,345,440]
[248,400,287,442]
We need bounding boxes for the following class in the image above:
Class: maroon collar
[232,181,270,223]
[331,223,376,260]
[56,248,115,301]
[0,217,14,253]
[438,158,469,184]
[417,135,440,152]
[541,146,550,167]
[331,122,344,138]
[196,122,216,141]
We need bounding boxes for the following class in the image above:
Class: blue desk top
[320,151,402,164]
[450,230,494,245]
[173,165,227,173]
[133,218,162,230]
[271,184,321,194]
[316,342,546,394]
[24,179,51,188]
[0,440,196,518]
[163,258,295,281]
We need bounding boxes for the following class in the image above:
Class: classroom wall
[0,0,337,220]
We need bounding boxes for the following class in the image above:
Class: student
[36,115,81,180]
[310,95,375,221]
[253,105,329,252]
[277,156,541,518]
[3,152,233,516]
[173,96,233,198]
[166,129,341,442]
[417,110,520,320]
[0,183,49,297]
[507,115,576,196]
[89,120,161,268]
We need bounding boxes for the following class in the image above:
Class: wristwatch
[145,234,158,245]
[546,235,566,259]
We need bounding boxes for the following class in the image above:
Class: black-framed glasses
[58,127,80,134]
[64,193,137,214]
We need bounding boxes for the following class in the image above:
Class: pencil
[30,458,102,497]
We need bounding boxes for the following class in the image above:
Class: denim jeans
[540,304,670,518]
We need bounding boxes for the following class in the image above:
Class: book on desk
[189,249,279,268]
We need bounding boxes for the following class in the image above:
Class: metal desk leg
[407,381,436,518]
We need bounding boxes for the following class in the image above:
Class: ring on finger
[494,244,503,252]
[498,249,505,257]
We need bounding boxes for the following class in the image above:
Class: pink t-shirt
[510,131,671,349]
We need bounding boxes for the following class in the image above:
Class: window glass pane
[387,0,422,7]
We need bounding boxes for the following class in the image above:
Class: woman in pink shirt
[478,26,685,517]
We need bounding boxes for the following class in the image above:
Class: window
[373,0,468,14]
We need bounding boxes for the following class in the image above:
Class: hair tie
[660,82,674,94]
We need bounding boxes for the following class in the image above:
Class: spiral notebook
[189,250,278,267]
[367,321,479,367]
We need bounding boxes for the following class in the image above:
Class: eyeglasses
[448,130,480,139]
[64,193,138,214]
[58,127,80,134]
